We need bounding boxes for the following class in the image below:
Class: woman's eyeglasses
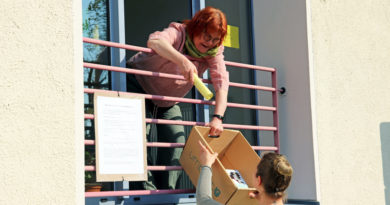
[202,32,221,45]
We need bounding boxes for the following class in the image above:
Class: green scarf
[185,33,219,58]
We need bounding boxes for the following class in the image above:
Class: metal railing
[83,37,279,198]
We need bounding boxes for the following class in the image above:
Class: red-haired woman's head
[184,6,227,52]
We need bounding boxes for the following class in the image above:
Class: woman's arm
[209,89,227,136]
[197,141,221,205]
[196,166,222,205]
[147,38,197,83]
[207,45,229,136]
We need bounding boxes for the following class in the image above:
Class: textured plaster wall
[0,1,84,204]
[253,0,319,200]
[309,0,390,204]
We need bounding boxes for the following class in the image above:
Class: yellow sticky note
[223,25,239,49]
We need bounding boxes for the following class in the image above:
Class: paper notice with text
[94,92,147,182]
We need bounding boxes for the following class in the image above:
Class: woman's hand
[198,140,218,167]
[180,60,198,84]
[209,117,223,136]
[249,190,260,199]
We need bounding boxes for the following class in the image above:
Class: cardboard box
[180,126,261,205]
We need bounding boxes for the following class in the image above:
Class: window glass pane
[124,0,193,190]
[82,0,110,140]
[206,0,259,145]
[82,0,111,192]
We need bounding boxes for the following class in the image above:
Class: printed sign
[94,92,147,182]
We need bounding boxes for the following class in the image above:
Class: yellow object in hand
[193,75,213,100]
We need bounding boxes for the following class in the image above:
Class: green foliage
[85,149,99,184]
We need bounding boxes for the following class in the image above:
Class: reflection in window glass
[83,0,111,192]
[82,0,110,140]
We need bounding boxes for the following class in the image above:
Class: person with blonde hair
[197,141,293,205]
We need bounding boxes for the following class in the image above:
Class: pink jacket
[127,22,229,107]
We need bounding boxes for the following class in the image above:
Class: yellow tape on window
[223,25,239,49]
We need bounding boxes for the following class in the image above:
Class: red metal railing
[84,140,277,151]
[84,62,276,92]
[83,37,279,198]
[84,88,276,111]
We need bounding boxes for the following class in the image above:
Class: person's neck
[258,197,283,205]
[257,190,283,205]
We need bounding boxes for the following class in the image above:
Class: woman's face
[252,165,261,188]
[193,30,221,53]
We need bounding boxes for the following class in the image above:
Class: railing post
[272,70,280,153]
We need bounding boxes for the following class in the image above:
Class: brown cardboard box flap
[180,126,261,204]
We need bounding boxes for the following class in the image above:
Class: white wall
[310,0,390,204]
[0,1,84,204]
[254,0,390,204]
[253,0,319,201]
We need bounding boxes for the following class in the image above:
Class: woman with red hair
[126,7,229,190]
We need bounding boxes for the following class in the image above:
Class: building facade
[1,0,389,204]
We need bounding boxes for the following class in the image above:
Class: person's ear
[257,176,262,186]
